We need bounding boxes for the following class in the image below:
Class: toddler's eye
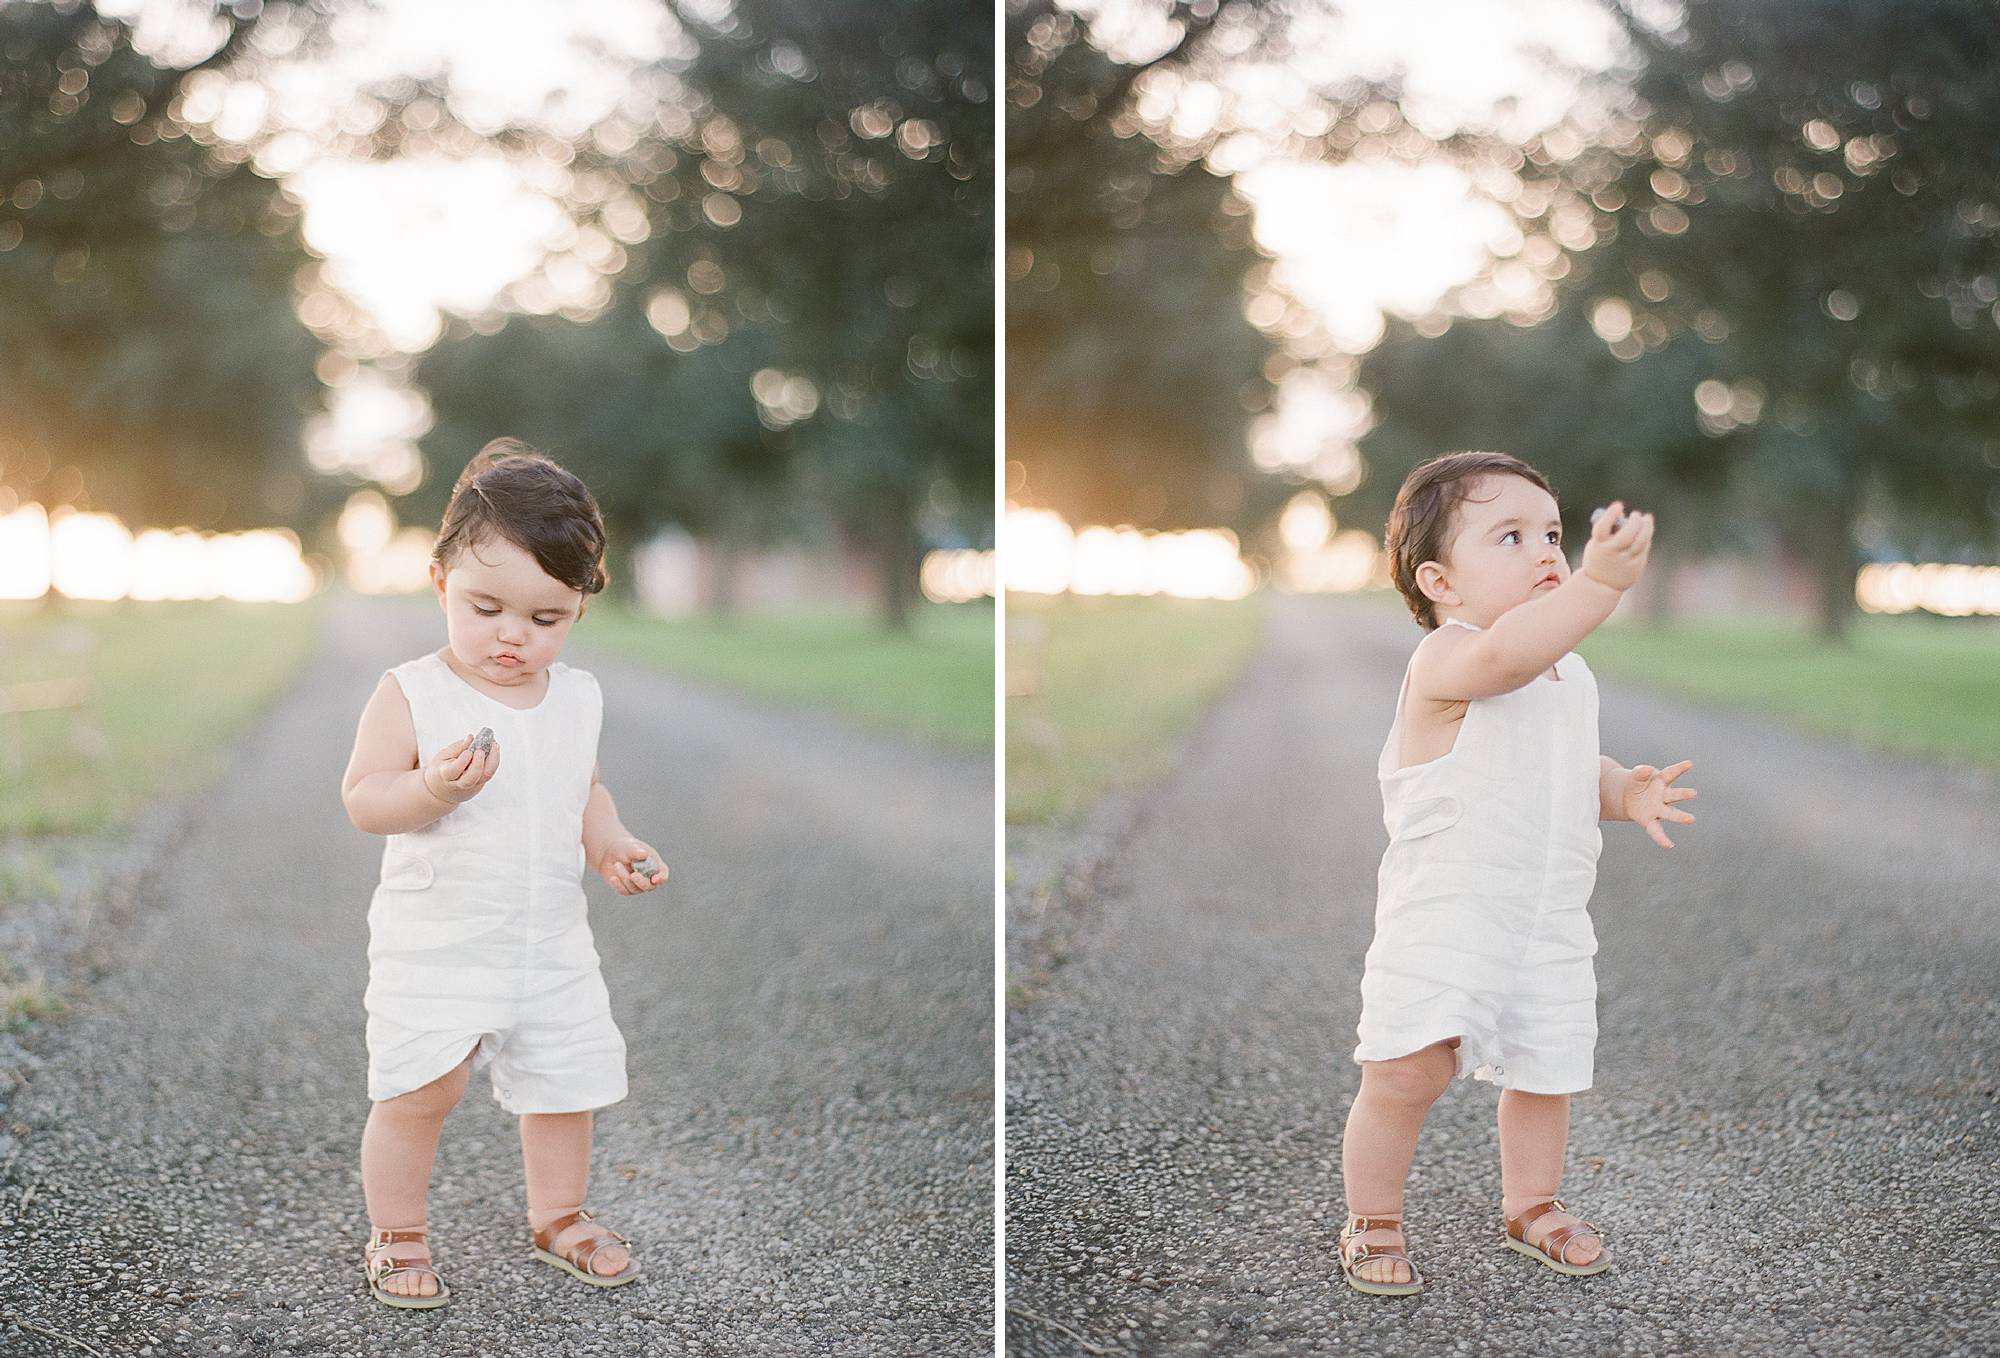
[533,617,559,627]
[1547,530,1562,544]
[1500,530,1519,544]
[472,605,498,616]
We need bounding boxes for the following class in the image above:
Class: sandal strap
[368,1227,429,1248]
[371,1261,443,1287]
[536,1208,633,1274]
[1343,1243,1410,1268]
[1344,1214,1404,1234]
[1537,1221,1603,1266]
[1505,1196,1564,1238]
[1506,1198,1604,1262]
[533,1208,591,1252]
[1339,1217,1410,1269]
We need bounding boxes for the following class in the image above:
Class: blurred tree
[0,1,341,540]
[415,300,799,612]
[1522,0,2000,638]
[412,0,993,629]
[1356,307,1741,619]
[654,0,994,629]
[1005,0,1273,531]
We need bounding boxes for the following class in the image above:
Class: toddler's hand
[1622,759,1698,848]
[596,837,668,896]
[1580,500,1654,592]
[423,731,500,806]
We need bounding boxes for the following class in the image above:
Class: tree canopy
[1359,0,2000,636]
[0,0,340,531]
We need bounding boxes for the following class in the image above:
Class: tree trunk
[1643,532,1675,623]
[710,504,747,619]
[876,493,917,632]
[1813,492,1857,644]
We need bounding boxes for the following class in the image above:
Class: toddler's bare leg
[1497,1089,1601,1265]
[1339,1038,1457,1284]
[520,1111,630,1276]
[359,1050,475,1297]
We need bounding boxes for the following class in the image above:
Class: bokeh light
[1002,505,1254,600]
[0,504,315,603]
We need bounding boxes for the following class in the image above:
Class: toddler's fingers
[1668,787,1697,802]
[1646,820,1676,849]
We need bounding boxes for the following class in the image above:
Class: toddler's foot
[533,1208,641,1287]
[1338,1212,1422,1293]
[1504,1196,1609,1274]
[364,1227,448,1308]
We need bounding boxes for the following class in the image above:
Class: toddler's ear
[1414,561,1457,607]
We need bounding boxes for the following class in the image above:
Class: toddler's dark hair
[1386,450,1556,632]
[431,439,609,598]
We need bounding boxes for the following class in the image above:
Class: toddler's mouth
[495,652,524,667]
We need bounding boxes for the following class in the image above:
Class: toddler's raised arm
[1429,504,1653,699]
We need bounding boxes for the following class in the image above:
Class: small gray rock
[630,856,662,880]
[471,727,494,754]
[1590,505,1630,531]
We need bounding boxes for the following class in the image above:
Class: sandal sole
[362,1263,449,1309]
[1340,1268,1425,1297]
[1504,1236,1612,1276]
[533,1247,643,1288]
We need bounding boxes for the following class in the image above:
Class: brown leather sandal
[363,1226,449,1309]
[1337,1213,1424,1296]
[532,1208,642,1288]
[1504,1196,1612,1276]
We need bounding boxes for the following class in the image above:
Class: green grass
[1577,610,2000,773]
[0,965,66,1031]
[0,597,325,835]
[1006,592,1268,825]
[573,599,995,752]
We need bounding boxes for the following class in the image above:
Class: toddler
[1336,451,1699,1295]
[340,440,669,1308]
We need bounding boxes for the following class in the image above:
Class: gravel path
[1005,593,1998,1357]
[0,591,994,1357]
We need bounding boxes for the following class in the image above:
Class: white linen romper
[1352,616,1602,1095]
[364,651,628,1113]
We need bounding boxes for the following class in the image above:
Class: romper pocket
[1391,794,1462,841]
[379,849,435,891]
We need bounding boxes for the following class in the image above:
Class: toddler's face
[428,534,586,687]
[1421,474,1570,625]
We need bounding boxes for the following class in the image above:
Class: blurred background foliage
[1004,0,2000,639]
[0,0,993,628]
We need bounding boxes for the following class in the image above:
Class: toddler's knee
[1362,1040,1458,1105]
[387,1055,474,1120]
